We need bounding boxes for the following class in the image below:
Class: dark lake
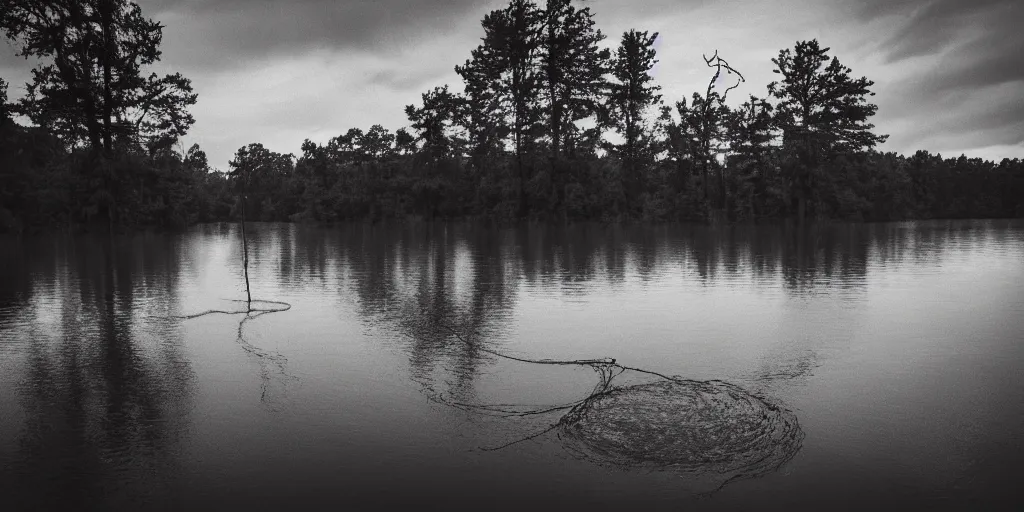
[1,220,1022,510]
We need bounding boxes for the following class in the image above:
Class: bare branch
[704,50,746,106]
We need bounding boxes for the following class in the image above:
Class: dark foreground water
[1,220,1022,511]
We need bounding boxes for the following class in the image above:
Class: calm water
[1,220,1022,510]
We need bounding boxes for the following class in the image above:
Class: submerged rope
[413,314,804,495]
[428,319,704,420]
[173,298,296,405]
[173,299,292,320]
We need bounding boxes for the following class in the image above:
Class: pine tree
[673,92,730,196]
[768,39,887,221]
[456,0,545,215]
[540,0,608,159]
[606,29,661,208]
[539,0,609,211]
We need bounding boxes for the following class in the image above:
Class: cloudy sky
[2,0,1022,169]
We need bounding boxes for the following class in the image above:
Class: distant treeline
[1,0,1022,233]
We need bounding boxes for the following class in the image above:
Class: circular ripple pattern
[559,379,804,484]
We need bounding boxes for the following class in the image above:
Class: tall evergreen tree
[539,0,609,212]
[768,39,887,221]
[457,0,545,215]
[540,0,608,158]
[657,49,744,218]
[606,30,661,207]
[701,52,744,209]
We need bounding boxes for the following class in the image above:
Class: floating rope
[411,314,804,495]
[173,299,291,320]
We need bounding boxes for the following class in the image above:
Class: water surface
[1,220,1022,510]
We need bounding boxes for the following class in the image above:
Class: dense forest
[1,0,1022,233]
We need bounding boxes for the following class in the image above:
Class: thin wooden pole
[241,177,252,307]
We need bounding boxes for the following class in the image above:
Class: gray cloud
[897,101,1024,150]
[144,0,502,70]
[921,20,1024,95]
[855,0,1024,90]
[856,0,1005,60]
[368,67,452,92]
[852,0,1024,156]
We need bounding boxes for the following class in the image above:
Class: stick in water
[241,179,252,307]
[170,168,294,405]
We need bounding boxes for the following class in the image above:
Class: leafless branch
[703,49,746,106]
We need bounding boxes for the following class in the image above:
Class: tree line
[1,0,1022,233]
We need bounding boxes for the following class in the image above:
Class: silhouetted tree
[768,39,886,222]
[539,0,609,210]
[701,51,744,211]
[455,51,504,176]
[725,95,778,219]
[228,143,296,221]
[183,143,208,173]
[360,124,396,161]
[1,4,1020,230]
[669,93,728,202]
[0,77,9,123]
[405,85,467,162]
[1,0,197,156]
[333,128,367,165]
[458,0,545,216]
[606,30,661,210]
[394,127,416,156]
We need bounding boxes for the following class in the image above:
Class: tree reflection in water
[342,222,820,495]
[2,234,194,510]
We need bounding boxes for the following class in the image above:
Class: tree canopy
[2,0,197,157]
[0,0,1020,233]
[769,39,887,220]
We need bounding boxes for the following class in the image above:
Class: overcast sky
[2,0,1022,169]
